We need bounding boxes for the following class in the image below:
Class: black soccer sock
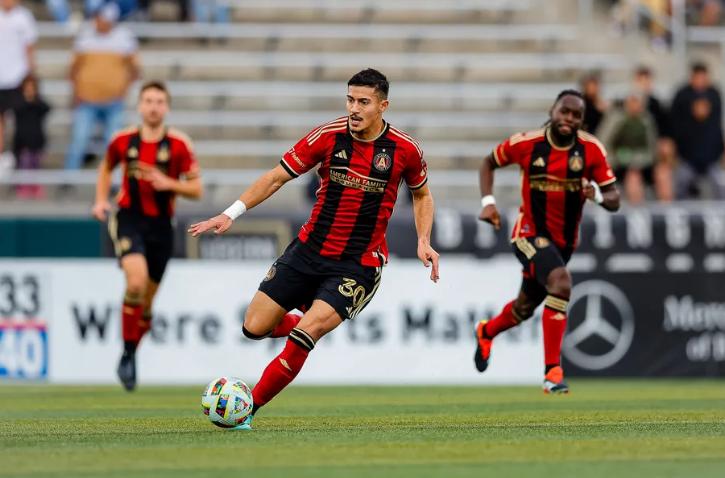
[124,340,137,355]
[545,363,559,374]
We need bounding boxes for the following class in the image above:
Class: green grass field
[1,380,724,478]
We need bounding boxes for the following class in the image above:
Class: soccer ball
[202,377,253,428]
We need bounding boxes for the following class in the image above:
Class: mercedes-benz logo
[563,280,635,370]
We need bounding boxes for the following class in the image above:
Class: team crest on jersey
[534,237,550,248]
[373,152,392,172]
[157,146,170,163]
[569,153,583,172]
[264,265,277,281]
[127,147,138,159]
[533,157,546,168]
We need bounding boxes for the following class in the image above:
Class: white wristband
[590,181,604,204]
[222,200,247,220]
[481,195,496,208]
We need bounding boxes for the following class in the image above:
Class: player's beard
[550,122,576,146]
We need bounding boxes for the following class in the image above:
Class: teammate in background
[189,68,439,429]
[474,90,620,394]
[92,81,203,391]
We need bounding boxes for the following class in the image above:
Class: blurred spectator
[46,1,140,24]
[65,3,139,170]
[671,62,725,199]
[191,0,230,23]
[598,92,657,205]
[87,0,139,20]
[687,0,722,26]
[611,0,671,49]
[13,75,50,198]
[633,65,675,201]
[45,0,71,22]
[580,73,608,134]
[0,0,36,166]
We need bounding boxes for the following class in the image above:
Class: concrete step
[43,110,552,141]
[43,139,498,171]
[36,50,631,83]
[43,80,627,112]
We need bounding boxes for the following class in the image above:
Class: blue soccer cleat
[232,414,254,431]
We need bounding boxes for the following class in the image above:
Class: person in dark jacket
[671,62,725,199]
[13,74,50,198]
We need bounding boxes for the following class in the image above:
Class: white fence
[0,258,543,385]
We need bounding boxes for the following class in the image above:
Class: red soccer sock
[270,313,302,338]
[138,310,153,343]
[252,328,315,409]
[483,300,521,338]
[542,294,569,367]
[121,294,143,350]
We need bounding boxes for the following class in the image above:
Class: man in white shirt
[65,2,140,170]
[0,0,37,159]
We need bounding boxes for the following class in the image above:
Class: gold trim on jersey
[510,128,545,146]
[529,174,583,192]
[545,128,575,151]
[577,130,607,157]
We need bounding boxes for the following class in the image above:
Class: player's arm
[411,184,440,283]
[583,141,620,212]
[478,154,501,229]
[139,163,203,199]
[582,180,620,212]
[188,165,294,236]
[92,156,115,222]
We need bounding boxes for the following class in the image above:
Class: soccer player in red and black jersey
[474,90,620,394]
[92,81,203,391]
[189,69,439,429]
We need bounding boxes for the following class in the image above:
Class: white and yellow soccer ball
[202,377,253,428]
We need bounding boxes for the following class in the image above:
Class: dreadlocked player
[474,90,620,393]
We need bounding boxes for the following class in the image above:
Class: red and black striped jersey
[493,127,616,252]
[281,117,428,267]
[106,126,200,217]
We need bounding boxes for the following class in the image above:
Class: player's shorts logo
[569,155,583,172]
[534,237,550,248]
[119,237,132,252]
[373,152,392,172]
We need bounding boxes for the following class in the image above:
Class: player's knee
[513,300,536,321]
[242,324,270,340]
[546,268,572,299]
[126,278,147,297]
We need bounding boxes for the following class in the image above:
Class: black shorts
[108,209,173,283]
[259,239,382,321]
[0,87,21,114]
[512,236,572,303]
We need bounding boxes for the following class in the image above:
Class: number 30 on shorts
[338,278,366,308]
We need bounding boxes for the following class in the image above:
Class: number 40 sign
[0,273,47,380]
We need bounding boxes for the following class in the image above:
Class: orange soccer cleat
[543,366,570,394]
